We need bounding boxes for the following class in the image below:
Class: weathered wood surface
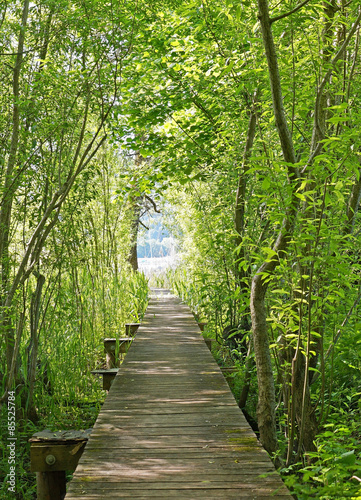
[30,429,92,472]
[65,289,292,499]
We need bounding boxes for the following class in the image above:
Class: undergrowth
[1,273,149,498]
[0,393,104,499]
[167,266,361,500]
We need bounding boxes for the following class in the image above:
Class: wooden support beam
[125,323,141,336]
[36,471,66,500]
[103,338,133,368]
[30,430,91,500]
[197,321,208,332]
[91,368,118,390]
[204,338,216,351]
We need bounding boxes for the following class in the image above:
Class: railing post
[36,471,66,500]
[30,430,91,500]
[104,338,118,368]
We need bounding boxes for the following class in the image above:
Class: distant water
[138,255,178,276]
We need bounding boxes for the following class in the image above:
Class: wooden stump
[30,429,91,500]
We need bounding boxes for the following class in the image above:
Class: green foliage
[0,393,104,499]
[1,0,361,498]
[0,410,37,499]
[283,413,361,499]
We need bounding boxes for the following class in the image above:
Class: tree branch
[139,220,149,230]
[145,195,161,213]
[257,0,298,172]
[270,0,313,24]
[312,8,361,146]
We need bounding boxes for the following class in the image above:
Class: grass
[0,271,149,499]
[0,390,104,500]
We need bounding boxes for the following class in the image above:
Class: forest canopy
[1,1,361,498]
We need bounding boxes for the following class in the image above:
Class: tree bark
[128,199,141,271]
[26,272,45,420]
[251,0,299,455]
[234,103,257,408]
[0,0,30,373]
[127,151,147,272]
[345,166,361,234]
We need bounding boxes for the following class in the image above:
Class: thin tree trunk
[127,151,146,272]
[128,200,141,271]
[239,340,254,408]
[252,0,299,455]
[0,0,30,373]
[234,102,257,408]
[345,166,361,234]
[234,108,257,251]
[26,272,45,421]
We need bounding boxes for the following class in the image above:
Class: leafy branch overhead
[1,1,361,498]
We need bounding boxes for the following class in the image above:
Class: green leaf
[334,450,356,466]
[262,177,270,190]
[219,60,235,78]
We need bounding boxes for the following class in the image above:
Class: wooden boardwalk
[65,289,292,499]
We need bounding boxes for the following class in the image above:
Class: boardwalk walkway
[65,289,292,499]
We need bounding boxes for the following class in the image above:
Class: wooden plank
[73,462,281,477]
[77,457,275,468]
[65,289,292,499]
[65,480,292,500]
[68,480,291,490]
[65,491,292,500]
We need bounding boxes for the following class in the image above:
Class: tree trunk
[250,273,278,453]
[127,151,146,272]
[252,0,299,455]
[0,0,30,373]
[128,199,141,271]
[26,272,45,421]
[234,103,257,408]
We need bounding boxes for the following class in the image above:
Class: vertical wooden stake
[104,339,118,368]
[36,471,66,500]
[198,322,207,332]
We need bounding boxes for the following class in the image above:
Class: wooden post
[104,338,118,368]
[30,430,91,500]
[91,368,118,390]
[36,471,66,500]
[197,322,208,332]
[204,338,216,351]
[104,338,133,368]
